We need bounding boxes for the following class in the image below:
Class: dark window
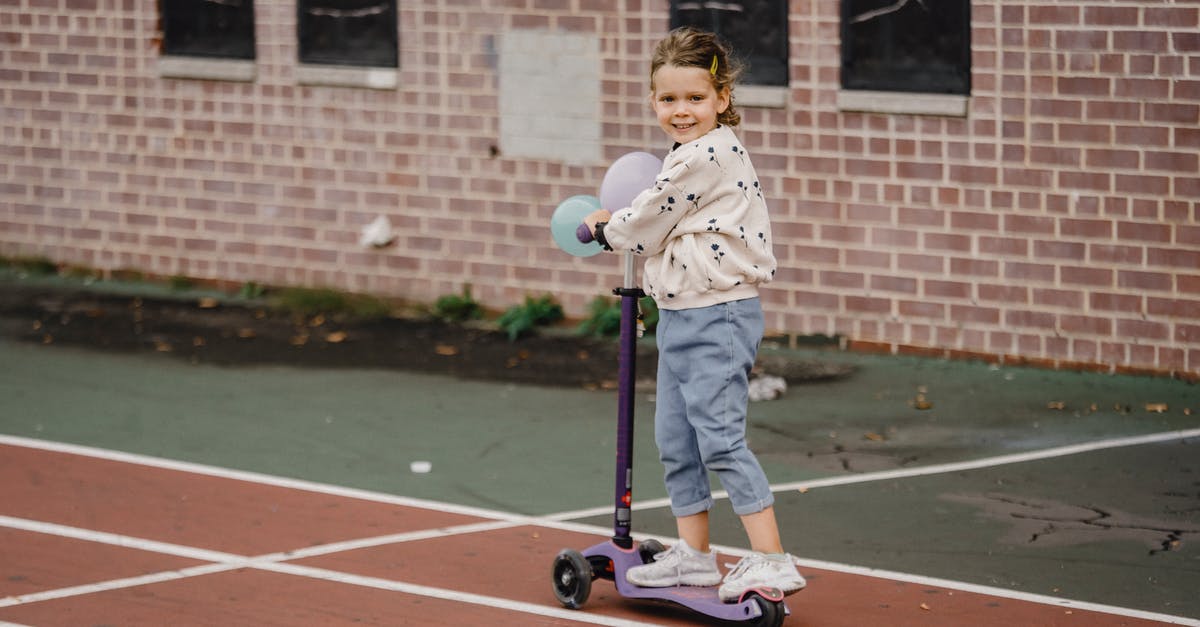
[297,0,398,68]
[841,0,971,95]
[160,0,255,60]
[670,0,789,87]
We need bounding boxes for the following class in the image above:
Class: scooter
[548,213,789,626]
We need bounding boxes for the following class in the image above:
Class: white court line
[0,515,653,627]
[546,427,1200,520]
[0,434,526,524]
[2,432,1199,625]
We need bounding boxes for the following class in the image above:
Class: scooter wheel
[746,592,786,627]
[638,539,666,563]
[551,549,593,609]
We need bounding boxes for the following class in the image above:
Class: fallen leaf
[197,297,218,309]
[154,340,172,352]
[919,603,931,611]
[864,432,885,442]
[237,328,256,339]
[505,357,520,368]
[1144,402,1168,413]
[1047,401,1066,410]
[325,331,347,343]
[192,336,206,347]
[42,334,53,344]
[797,487,809,494]
[517,349,530,360]
[289,334,309,346]
[576,350,590,361]
[310,314,325,327]
[254,309,266,319]
[435,344,459,356]
[31,320,42,331]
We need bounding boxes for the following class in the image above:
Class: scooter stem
[612,252,642,548]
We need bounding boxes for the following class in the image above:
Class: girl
[584,27,806,602]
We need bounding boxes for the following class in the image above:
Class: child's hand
[583,209,612,231]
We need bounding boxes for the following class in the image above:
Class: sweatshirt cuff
[594,222,613,251]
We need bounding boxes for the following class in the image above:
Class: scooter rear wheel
[747,592,786,627]
[552,549,593,609]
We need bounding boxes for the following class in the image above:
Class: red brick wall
[1,0,1198,378]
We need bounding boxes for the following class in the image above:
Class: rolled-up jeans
[654,297,775,517]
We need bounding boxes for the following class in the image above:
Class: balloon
[599,151,662,212]
[550,195,603,257]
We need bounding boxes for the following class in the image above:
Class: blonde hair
[650,27,743,127]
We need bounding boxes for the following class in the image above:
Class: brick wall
[1,0,1197,378]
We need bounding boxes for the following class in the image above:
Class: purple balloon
[599,151,663,212]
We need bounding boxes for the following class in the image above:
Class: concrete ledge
[158,56,257,82]
[837,89,968,117]
[296,64,398,90]
[738,85,788,109]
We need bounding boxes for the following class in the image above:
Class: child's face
[651,63,730,145]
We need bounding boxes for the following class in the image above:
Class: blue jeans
[654,298,775,517]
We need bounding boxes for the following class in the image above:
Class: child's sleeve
[601,150,701,257]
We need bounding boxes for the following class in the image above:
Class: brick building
[1,1,1198,378]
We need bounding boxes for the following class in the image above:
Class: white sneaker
[718,553,807,602]
[625,540,722,588]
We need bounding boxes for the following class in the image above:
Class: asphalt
[1,282,1198,622]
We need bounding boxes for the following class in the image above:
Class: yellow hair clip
[709,55,718,76]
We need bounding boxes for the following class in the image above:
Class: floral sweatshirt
[601,125,777,311]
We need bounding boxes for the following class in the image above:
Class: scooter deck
[583,540,789,622]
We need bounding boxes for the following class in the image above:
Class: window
[670,0,789,87]
[297,0,398,68]
[160,0,255,60]
[841,0,971,95]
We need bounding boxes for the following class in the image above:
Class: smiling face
[651,63,730,145]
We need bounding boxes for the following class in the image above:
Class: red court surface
[1,440,1193,627]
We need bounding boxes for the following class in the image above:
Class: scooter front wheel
[552,549,593,609]
[638,539,666,563]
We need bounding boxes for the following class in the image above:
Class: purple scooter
[550,224,788,626]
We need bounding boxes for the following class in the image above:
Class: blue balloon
[551,195,603,257]
[600,151,663,211]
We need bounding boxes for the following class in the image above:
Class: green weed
[433,285,483,323]
[497,294,563,341]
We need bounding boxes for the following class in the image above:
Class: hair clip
[709,55,718,76]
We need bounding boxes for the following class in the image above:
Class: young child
[584,27,806,602]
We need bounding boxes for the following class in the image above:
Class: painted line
[0,434,530,524]
[257,562,661,627]
[0,563,241,609]
[0,514,246,564]
[3,433,1199,625]
[545,427,1200,519]
[544,520,1200,627]
[0,515,658,626]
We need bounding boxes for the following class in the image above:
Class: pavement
[1,279,1198,623]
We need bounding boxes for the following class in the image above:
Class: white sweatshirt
[602,125,777,310]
